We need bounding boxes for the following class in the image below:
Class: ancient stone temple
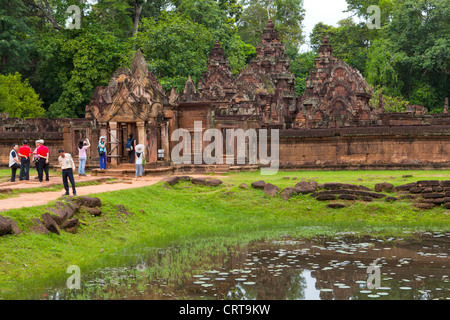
[1,20,449,170]
[86,50,175,164]
[177,20,298,132]
[296,36,379,129]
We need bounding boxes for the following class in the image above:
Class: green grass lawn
[0,169,449,298]
[0,168,39,181]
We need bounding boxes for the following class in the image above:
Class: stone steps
[91,166,173,177]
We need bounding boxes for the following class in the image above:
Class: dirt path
[0,176,166,212]
[0,174,228,212]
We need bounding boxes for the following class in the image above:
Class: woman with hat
[135,144,145,180]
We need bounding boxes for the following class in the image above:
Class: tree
[310,18,369,74]
[37,26,131,118]
[289,51,315,95]
[135,12,214,92]
[221,34,256,75]
[309,22,333,51]
[380,0,449,112]
[130,0,171,37]
[0,72,45,118]
[237,0,305,49]
[369,86,409,113]
[0,0,36,75]
[90,0,134,39]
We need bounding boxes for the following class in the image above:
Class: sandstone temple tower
[296,36,379,129]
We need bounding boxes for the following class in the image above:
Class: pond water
[25,232,450,300]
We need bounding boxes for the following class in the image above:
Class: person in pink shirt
[77,138,90,176]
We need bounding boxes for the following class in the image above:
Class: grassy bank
[0,180,104,200]
[0,169,449,298]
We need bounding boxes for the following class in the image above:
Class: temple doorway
[106,122,140,165]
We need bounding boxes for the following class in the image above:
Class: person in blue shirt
[98,136,107,170]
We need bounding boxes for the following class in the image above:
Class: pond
[14,232,450,300]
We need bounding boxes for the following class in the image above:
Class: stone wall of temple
[278,125,450,169]
[0,115,99,168]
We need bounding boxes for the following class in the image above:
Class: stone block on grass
[375,182,394,192]
[77,196,102,208]
[87,207,102,217]
[294,181,316,194]
[41,213,60,235]
[393,183,416,192]
[414,203,435,210]
[251,181,266,189]
[327,203,346,209]
[338,194,358,201]
[263,183,280,197]
[31,218,49,234]
[316,194,337,201]
[0,216,12,236]
[417,180,440,187]
[280,187,294,201]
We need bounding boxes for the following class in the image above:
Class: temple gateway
[1,20,449,171]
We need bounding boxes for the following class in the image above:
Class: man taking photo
[58,149,77,196]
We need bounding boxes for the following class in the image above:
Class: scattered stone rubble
[247,179,450,211]
[0,195,106,237]
[164,176,223,187]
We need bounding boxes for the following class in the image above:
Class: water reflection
[38,232,450,300]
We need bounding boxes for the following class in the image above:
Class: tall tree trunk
[133,1,143,37]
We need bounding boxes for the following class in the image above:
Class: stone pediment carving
[86,49,169,122]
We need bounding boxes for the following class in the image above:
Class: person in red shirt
[18,140,31,181]
[35,139,50,182]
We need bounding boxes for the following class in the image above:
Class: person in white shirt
[9,143,21,182]
[58,149,77,196]
[135,144,145,180]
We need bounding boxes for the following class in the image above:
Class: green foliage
[309,22,333,51]
[136,10,255,92]
[237,0,305,49]
[346,0,449,112]
[382,0,449,112]
[173,0,254,75]
[0,72,45,118]
[176,0,230,32]
[345,0,396,25]
[408,81,439,113]
[366,38,402,96]
[136,12,213,92]
[289,51,316,95]
[38,27,131,118]
[221,34,257,75]
[369,86,409,113]
[90,0,135,40]
[0,0,37,75]
[310,18,369,74]
[1,0,447,117]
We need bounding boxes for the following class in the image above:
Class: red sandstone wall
[279,126,450,169]
[0,117,100,168]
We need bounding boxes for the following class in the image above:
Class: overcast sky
[300,0,353,52]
